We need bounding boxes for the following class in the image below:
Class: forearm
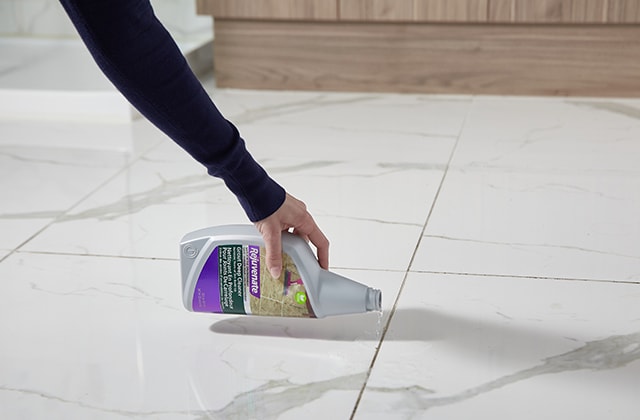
[59,0,285,221]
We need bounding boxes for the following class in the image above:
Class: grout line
[410,269,640,286]
[331,266,407,273]
[0,169,127,265]
[11,249,177,262]
[350,98,473,419]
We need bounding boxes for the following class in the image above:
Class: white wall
[0,0,214,148]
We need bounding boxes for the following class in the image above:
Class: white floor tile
[451,97,640,174]
[0,252,401,418]
[0,118,166,250]
[22,148,435,269]
[2,77,640,419]
[210,88,472,140]
[23,90,463,271]
[1,120,133,152]
[412,97,640,282]
[413,168,640,281]
[0,145,127,250]
[239,94,471,139]
[20,139,244,259]
[356,272,640,420]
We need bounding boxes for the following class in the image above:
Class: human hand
[254,193,329,278]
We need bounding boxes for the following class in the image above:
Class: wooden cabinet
[197,0,640,97]
[415,0,490,21]
[199,0,640,23]
[607,0,640,22]
[503,0,609,23]
[339,0,490,21]
[489,0,640,23]
[339,0,416,21]
[196,0,337,20]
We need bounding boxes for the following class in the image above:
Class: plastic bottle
[179,225,382,318]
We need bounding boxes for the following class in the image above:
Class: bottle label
[192,245,315,317]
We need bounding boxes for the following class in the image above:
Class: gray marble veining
[423,235,640,263]
[322,214,423,228]
[377,162,448,172]
[207,372,367,419]
[28,279,180,311]
[367,331,640,414]
[570,101,640,121]
[229,95,378,125]
[484,181,624,201]
[0,149,122,168]
[0,174,217,222]
[0,384,195,418]
[265,160,343,175]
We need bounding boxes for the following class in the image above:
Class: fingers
[283,194,330,269]
[291,214,330,270]
[255,192,330,274]
[308,226,330,270]
[261,223,283,279]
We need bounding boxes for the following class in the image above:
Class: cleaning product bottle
[180,225,382,318]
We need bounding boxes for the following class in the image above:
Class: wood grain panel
[513,0,607,23]
[488,0,515,21]
[515,0,565,22]
[196,0,337,20]
[212,20,640,97]
[570,0,608,21]
[339,0,415,21]
[415,0,488,21]
[607,0,640,22]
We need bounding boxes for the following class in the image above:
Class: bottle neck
[366,288,382,312]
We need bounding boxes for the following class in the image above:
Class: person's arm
[59,0,328,276]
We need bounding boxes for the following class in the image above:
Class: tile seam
[409,269,640,286]
[350,96,474,419]
[10,249,177,262]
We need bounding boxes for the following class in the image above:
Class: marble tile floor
[1,78,639,419]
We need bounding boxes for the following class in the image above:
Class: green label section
[218,245,246,314]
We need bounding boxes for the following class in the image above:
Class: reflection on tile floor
[1,77,639,419]
[357,273,640,420]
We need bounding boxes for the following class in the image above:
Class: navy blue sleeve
[59,0,285,222]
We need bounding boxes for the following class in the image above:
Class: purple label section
[248,245,261,298]
[192,247,222,313]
